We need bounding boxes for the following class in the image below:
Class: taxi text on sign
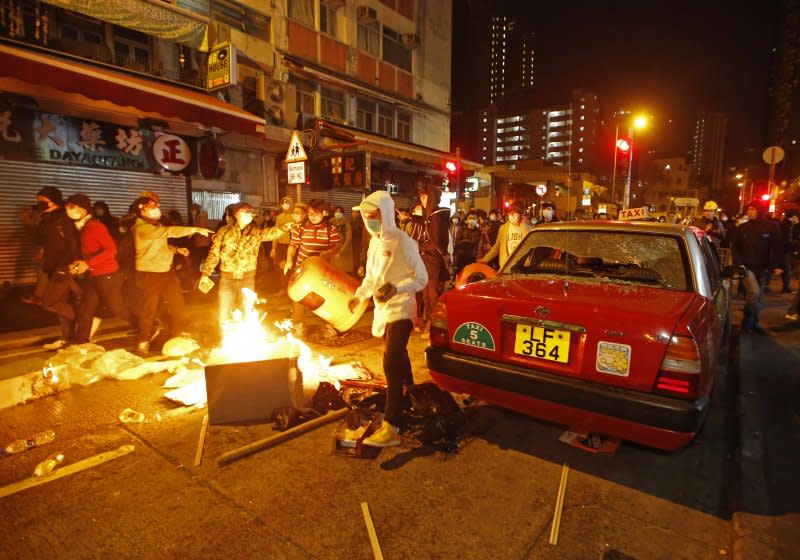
[285,130,308,163]
[617,206,651,221]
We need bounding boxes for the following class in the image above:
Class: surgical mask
[334,212,343,221]
[237,213,254,227]
[509,213,521,225]
[94,208,105,217]
[412,209,423,217]
[364,218,381,234]
[543,209,554,220]
[282,203,291,211]
[467,219,477,228]
[489,214,497,222]
[292,214,303,223]
[66,207,85,221]
[791,216,799,225]
[309,214,323,225]
[146,207,162,221]
[451,218,459,225]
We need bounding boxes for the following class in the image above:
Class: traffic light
[761,193,771,201]
[445,160,458,173]
[443,160,460,190]
[616,138,631,152]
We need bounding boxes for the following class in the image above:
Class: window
[382,26,411,71]
[319,1,336,37]
[321,87,345,122]
[294,79,316,115]
[357,99,376,131]
[288,0,314,27]
[378,106,394,137]
[358,22,380,56]
[113,26,150,70]
[211,0,270,41]
[397,112,411,142]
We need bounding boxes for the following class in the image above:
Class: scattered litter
[272,407,321,431]
[1,429,56,456]
[118,408,146,424]
[90,349,144,378]
[360,502,385,560]
[164,382,207,407]
[193,415,209,468]
[33,452,64,477]
[549,463,569,546]
[163,366,204,389]
[405,383,465,451]
[559,430,621,455]
[0,445,135,499]
[162,336,201,358]
[311,381,347,414]
[43,343,106,387]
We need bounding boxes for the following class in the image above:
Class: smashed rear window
[503,230,691,291]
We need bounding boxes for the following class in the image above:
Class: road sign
[673,197,699,207]
[618,206,651,221]
[285,130,308,163]
[762,146,785,165]
[535,184,548,196]
[287,161,305,184]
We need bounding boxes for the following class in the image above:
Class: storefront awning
[41,0,208,51]
[0,44,265,137]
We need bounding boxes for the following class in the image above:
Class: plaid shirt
[202,223,284,279]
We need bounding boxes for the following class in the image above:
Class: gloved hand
[198,276,215,294]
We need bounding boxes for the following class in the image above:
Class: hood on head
[361,190,398,235]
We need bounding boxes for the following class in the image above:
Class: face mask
[237,214,254,227]
[790,216,799,225]
[334,212,343,221]
[509,213,521,225]
[309,214,323,225]
[292,214,303,223]
[364,218,381,234]
[543,209,554,220]
[451,218,459,225]
[489,214,497,222]
[413,209,423,217]
[467,219,477,228]
[146,207,162,221]
[282,203,291,211]
[36,200,49,211]
[94,208,105,217]
[66,207,85,221]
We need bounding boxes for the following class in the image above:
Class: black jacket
[37,208,80,275]
[732,217,781,271]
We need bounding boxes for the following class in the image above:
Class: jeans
[40,272,81,341]
[741,268,762,331]
[382,319,414,426]
[136,270,186,343]
[421,252,444,322]
[218,271,256,324]
[74,271,133,343]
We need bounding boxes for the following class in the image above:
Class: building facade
[691,112,727,192]
[488,15,534,104]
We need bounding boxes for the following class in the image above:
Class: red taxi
[427,222,734,451]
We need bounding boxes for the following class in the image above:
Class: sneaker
[363,420,401,448]
[136,341,150,356]
[786,313,799,321]
[42,339,68,351]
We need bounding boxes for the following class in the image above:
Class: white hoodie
[354,191,428,337]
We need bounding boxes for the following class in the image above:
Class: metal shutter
[0,160,187,285]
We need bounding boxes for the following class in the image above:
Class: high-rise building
[488,15,535,104]
[767,0,800,146]
[691,112,727,191]
[479,90,599,173]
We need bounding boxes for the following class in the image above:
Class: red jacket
[81,219,119,276]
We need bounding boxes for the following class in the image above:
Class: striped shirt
[290,219,340,265]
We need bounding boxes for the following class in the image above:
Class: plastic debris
[90,349,144,378]
[559,430,621,455]
[163,382,207,407]
[118,408,146,424]
[33,452,65,477]
[2,430,56,456]
[162,336,201,357]
[42,343,106,387]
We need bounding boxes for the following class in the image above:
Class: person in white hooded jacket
[348,190,428,447]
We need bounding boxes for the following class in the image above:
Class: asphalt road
[0,291,797,559]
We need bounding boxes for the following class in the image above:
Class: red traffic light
[445,161,458,173]
[616,138,631,152]
[761,193,771,201]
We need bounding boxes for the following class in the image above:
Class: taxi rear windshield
[502,230,691,291]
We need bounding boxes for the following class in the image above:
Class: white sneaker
[42,339,68,351]
[363,420,401,448]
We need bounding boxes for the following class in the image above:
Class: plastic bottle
[118,408,146,423]
[1,429,56,456]
[33,452,65,476]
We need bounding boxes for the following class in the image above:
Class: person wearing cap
[693,200,725,247]
[133,197,213,354]
[200,202,290,326]
[64,194,135,344]
[348,191,428,447]
[35,187,83,350]
[481,202,531,269]
[271,196,295,293]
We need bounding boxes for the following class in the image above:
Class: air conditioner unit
[401,33,420,48]
[357,6,377,23]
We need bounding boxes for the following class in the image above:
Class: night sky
[452,0,780,164]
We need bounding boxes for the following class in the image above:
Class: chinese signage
[312,151,367,190]
[207,42,237,91]
[287,161,305,184]
[0,105,193,173]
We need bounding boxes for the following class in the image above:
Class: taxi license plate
[513,324,570,363]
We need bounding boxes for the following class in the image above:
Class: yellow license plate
[513,324,570,363]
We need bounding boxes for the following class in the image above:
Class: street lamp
[623,115,648,210]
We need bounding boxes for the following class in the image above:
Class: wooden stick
[361,502,385,560]
[549,463,569,545]
[0,445,135,499]
[217,408,348,466]
[193,414,209,467]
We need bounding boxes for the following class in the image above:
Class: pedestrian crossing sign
[285,130,308,163]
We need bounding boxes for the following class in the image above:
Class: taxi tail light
[655,335,701,399]
[429,300,449,348]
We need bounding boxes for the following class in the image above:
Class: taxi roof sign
[617,206,651,221]
[285,130,308,163]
